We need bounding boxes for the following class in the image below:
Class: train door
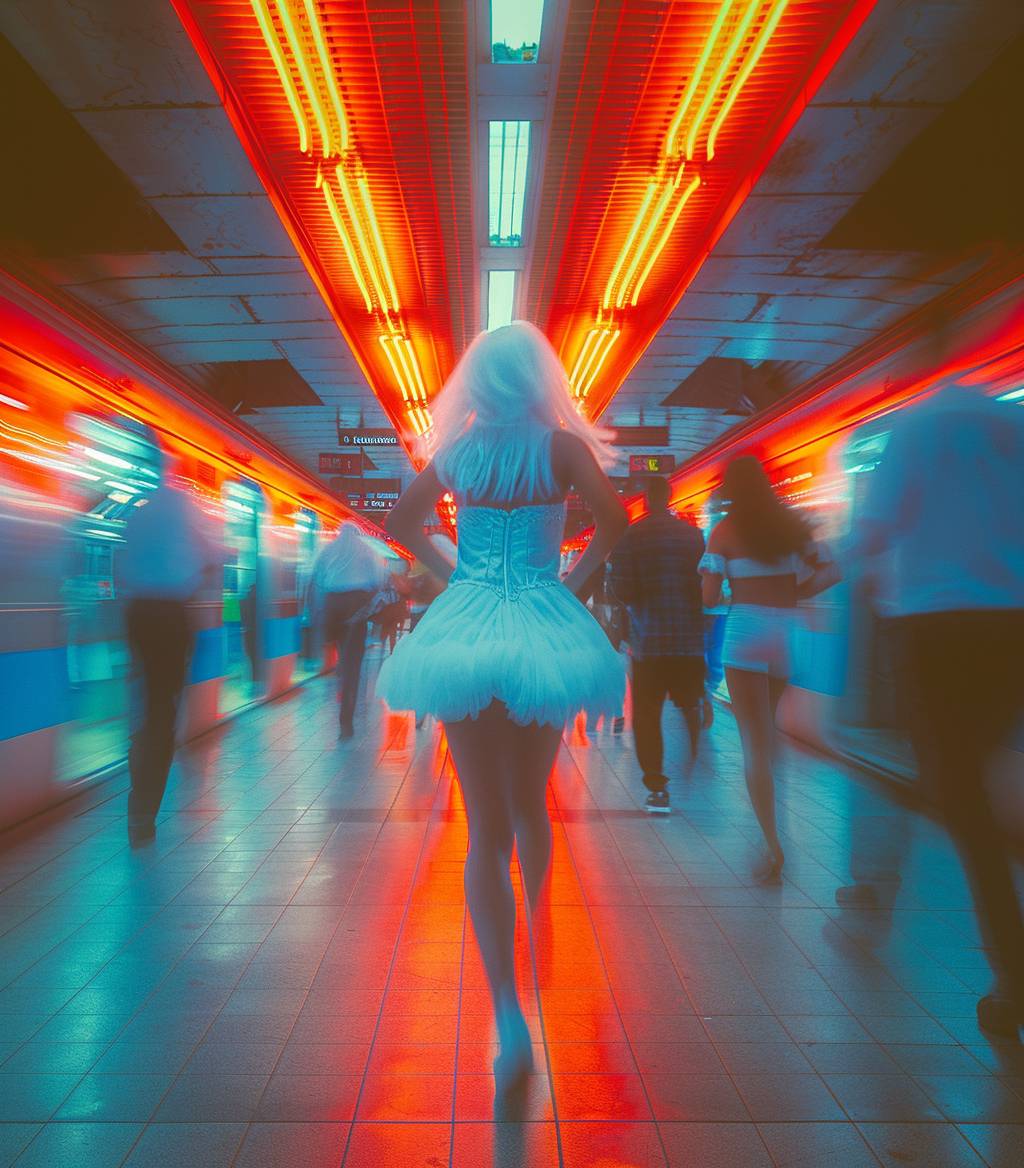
[63,413,160,780]
[221,479,264,713]
[294,508,321,679]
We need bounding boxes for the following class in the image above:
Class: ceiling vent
[821,34,1024,252]
[0,35,185,257]
[187,360,324,414]
[661,357,806,415]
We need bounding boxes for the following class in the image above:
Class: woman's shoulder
[706,518,733,554]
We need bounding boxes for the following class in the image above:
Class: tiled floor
[2,657,1023,1166]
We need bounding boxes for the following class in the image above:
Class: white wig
[425,321,615,503]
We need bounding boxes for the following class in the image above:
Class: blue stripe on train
[262,616,299,661]
[189,626,225,685]
[0,648,71,740]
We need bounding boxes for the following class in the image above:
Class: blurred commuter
[378,322,627,1088]
[313,523,390,739]
[848,382,1024,1037]
[611,476,705,812]
[700,457,838,882]
[584,563,627,735]
[118,463,220,848]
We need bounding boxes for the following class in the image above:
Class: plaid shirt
[610,510,705,660]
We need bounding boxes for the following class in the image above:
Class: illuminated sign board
[613,425,670,447]
[628,454,676,475]
[319,452,363,475]
[338,427,400,447]
[329,476,401,511]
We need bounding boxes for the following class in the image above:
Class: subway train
[0,272,402,830]
[660,264,1024,796]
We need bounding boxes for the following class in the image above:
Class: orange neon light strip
[300,0,350,154]
[602,183,657,311]
[707,0,791,161]
[630,173,702,306]
[249,0,309,152]
[664,0,737,158]
[577,329,621,400]
[273,0,331,156]
[684,0,763,161]
[320,173,373,312]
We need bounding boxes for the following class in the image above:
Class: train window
[221,479,264,712]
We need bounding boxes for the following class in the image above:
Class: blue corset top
[450,502,565,599]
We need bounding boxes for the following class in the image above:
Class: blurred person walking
[700,457,838,882]
[118,458,220,848]
[611,476,706,813]
[378,322,626,1088]
[849,381,1024,1037]
[313,523,390,739]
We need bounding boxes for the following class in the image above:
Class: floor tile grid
[332,733,462,1168]
[2,701,416,1166]
[543,748,688,1167]
[559,721,1023,1166]
[561,730,890,1157]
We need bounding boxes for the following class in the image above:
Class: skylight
[487,271,516,331]
[491,0,544,63]
[489,121,530,247]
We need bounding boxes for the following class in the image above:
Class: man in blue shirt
[851,380,1024,1037]
[611,476,706,814]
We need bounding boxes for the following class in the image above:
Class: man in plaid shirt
[610,476,706,814]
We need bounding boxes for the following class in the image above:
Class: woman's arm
[700,525,725,608]
[552,430,628,597]
[383,463,455,585]
[796,541,842,599]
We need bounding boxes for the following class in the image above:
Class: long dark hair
[722,456,809,562]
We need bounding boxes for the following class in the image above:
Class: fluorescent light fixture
[489,121,530,246]
[0,392,28,411]
[487,271,516,331]
[997,386,1024,401]
[492,0,544,62]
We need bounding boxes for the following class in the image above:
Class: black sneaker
[645,790,670,815]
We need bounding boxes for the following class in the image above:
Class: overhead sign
[329,476,401,512]
[338,427,400,448]
[628,454,676,475]
[319,451,363,475]
[613,425,670,447]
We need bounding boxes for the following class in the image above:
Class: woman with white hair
[379,322,627,1086]
[313,522,390,738]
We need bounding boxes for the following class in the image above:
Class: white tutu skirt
[376,581,626,727]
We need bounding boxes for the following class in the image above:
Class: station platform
[1,654,1022,1168]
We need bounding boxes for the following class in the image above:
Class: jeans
[899,609,1024,1003]
[631,655,705,792]
[325,590,373,728]
[126,598,190,827]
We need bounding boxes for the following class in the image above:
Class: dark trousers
[900,610,1024,1004]
[325,590,372,728]
[632,655,705,792]
[126,599,190,826]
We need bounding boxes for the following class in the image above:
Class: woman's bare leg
[726,667,785,880]
[445,703,558,1080]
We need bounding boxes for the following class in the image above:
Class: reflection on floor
[1,657,1023,1167]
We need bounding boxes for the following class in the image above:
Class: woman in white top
[700,457,838,883]
[380,322,627,1086]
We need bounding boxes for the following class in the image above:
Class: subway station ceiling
[1,0,1021,494]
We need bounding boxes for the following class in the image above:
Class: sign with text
[338,427,400,448]
[329,476,401,511]
[612,425,670,447]
[628,454,676,475]
[319,451,363,475]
